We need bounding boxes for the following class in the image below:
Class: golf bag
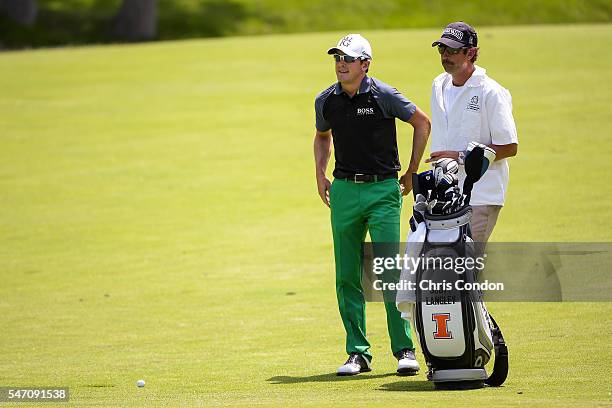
[396,143,508,389]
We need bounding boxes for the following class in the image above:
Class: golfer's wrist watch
[457,151,466,165]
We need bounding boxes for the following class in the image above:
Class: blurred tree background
[0,0,611,49]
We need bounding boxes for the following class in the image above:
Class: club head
[434,158,459,174]
[464,143,497,182]
[483,146,496,172]
[464,146,485,182]
[427,199,437,214]
[441,200,453,214]
[462,146,483,200]
[450,196,460,213]
[431,201,446,214]
[435,186,450,202]
[414,200,428,213]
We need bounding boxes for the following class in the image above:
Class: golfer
[313,34,431,376]
[427,22,518,243]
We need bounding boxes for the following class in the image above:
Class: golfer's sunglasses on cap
[333,54,361,63]
[437,44,467,55]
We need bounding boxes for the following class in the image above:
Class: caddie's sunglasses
[437,44,467,55]
[333,54,360,63]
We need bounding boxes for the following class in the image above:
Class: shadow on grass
[267,372,397,384]
[378,380,436,392]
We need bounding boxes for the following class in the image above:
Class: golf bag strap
[410,211,425,232]
[409,216,417,232]
[485,313,509,387]
[412,172,420,199]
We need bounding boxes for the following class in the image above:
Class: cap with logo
[432,22,478,48]
[327,34,373,60]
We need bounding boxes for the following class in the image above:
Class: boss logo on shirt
[467,95,480,112]
[357,107,375,115]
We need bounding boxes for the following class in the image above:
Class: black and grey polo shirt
[315,76,416,178]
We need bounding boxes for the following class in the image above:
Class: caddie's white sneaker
[395,348,420,376]
[337,353,371,376]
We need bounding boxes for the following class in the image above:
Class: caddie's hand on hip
[426,150,459,163]
[317,176,332,208]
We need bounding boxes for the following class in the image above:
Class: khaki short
[470,205,502,243]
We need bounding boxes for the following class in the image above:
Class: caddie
[426,22,518,243]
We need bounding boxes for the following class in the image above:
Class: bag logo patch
[432,313,453,339]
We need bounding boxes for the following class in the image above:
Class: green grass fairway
[1,24,611,406]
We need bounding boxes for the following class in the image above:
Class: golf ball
[136,379,145,388]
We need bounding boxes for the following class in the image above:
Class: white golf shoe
[395,349,420,376]
[337,353,371,376]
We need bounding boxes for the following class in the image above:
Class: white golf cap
[327,34,372,60]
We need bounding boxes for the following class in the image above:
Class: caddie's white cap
[327,34,372,60]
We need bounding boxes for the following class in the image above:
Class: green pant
[329,178,414,361]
